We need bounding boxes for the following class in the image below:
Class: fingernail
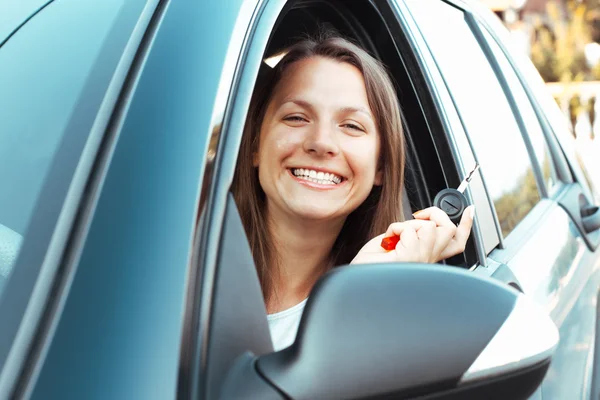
[412,210,423,217]
[468,205,476,219]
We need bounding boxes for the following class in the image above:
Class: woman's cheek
[259,126,298,163]
[343,137,380,175]
[273,127,303,153]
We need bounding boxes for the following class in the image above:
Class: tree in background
[529,1,600,136]
[581,0,600,43]
[530,1,592,83]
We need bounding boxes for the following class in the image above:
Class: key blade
[457,163,480,193]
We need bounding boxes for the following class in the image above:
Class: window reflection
[407,0,541,238]
[480,27,559,194]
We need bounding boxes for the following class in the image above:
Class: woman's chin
[290,205,344,221]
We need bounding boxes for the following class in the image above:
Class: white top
[267,299,308,351]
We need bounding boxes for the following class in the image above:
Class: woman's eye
[342,123,365,132]
[284,115,307,123]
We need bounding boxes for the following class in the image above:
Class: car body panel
[27,0,261,398]
[489,200,600,399]
[0,0,52,45]
[471,5,600,398]
[0,0,151,397]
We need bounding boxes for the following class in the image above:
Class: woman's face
[255,56,382,223]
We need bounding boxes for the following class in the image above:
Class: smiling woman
[232,33,474,351]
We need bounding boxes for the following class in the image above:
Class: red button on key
[381,235,400,251]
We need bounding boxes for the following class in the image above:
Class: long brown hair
[232,33,405,302]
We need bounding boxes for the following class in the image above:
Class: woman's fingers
[455,205,475,244]
[356,205,475,265]
[414,220,437,262]
[384,219,429,237]
[413,207,456,259]
[413,206,454,228]
[440,205,476,259]
[389,221,436,262]
[394,224,418,260]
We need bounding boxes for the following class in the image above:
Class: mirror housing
[256,263,558,399]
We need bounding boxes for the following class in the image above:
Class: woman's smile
[288,167,345,189]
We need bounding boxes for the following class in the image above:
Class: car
[0,0,598,398]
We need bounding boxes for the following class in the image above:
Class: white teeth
[291,168,342,185]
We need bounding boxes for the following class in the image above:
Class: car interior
[234,0,479,268]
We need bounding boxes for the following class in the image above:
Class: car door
[0,0,272,398]
[404,0,600,399]
[0,0,158,397]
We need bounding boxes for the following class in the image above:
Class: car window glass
[480,26,559,195]
[0,0,126,294]
[407,0,541,238]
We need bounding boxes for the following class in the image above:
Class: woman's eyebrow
[281,99,374,121]
[280,98,315,111]
[338,106,374,121]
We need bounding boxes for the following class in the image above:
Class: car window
[479,26,559,196]
[407,0,541,238]
[0,0,136,295]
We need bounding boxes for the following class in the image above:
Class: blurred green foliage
[530,1,600,137]
[530,1,592,83]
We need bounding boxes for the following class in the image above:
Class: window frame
[401,0,502,262]
[470,4,575,190]
[466,16,549,200]
[476,24,560,196]
[181,0,288,397]
[379,0,484,267]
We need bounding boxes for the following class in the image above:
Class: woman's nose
[303,123,340,157]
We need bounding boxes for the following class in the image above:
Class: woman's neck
[266,206,346,314]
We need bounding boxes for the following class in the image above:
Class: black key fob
[433,188,468,224]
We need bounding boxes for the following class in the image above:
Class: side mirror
[255,263,558,399]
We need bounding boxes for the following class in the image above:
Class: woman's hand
[350,205,475,264]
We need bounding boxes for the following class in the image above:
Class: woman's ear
[252,151,259,167]
[374,169,383,186]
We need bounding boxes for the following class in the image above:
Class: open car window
[230,0,480,268]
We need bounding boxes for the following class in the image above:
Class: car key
[381,163,479,251]
[432,163,479,224]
